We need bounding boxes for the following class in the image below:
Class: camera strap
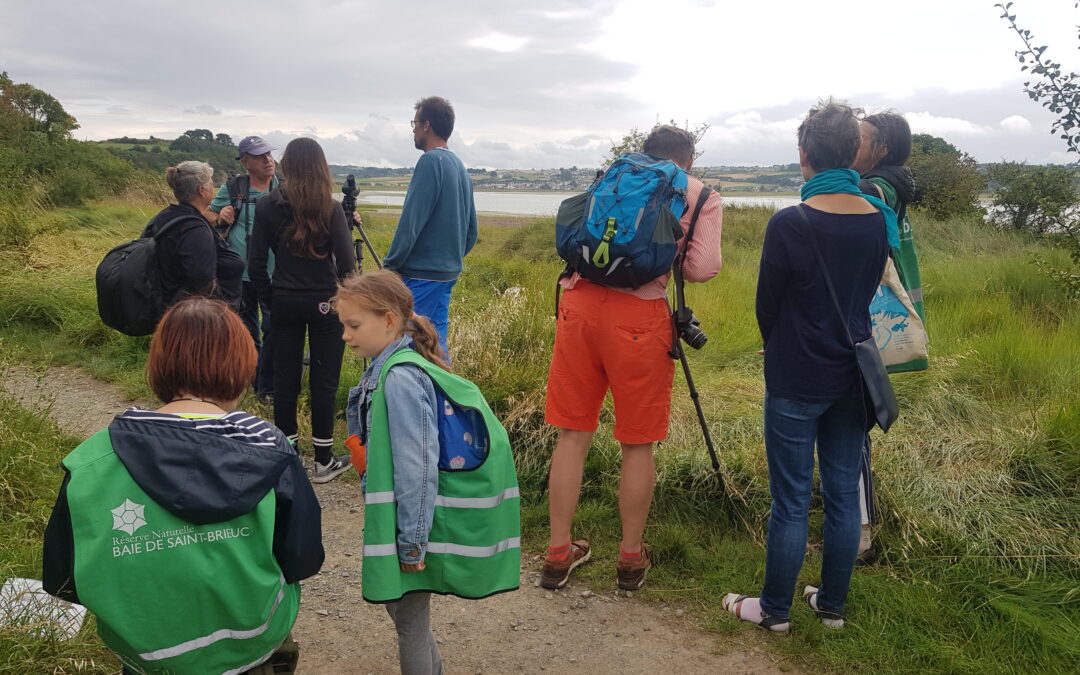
[669,185,713,358]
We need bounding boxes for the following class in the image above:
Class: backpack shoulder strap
[142,214,205,240]
[682,185,713,249]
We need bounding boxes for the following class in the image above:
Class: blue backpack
[555,153,688,288]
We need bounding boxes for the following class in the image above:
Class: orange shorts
[545,281,675,444]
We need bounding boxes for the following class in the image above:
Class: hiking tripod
[671,337,725,493]
[341,174,382,271]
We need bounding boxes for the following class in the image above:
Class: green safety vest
[868,176,929,373]
[361,350,521,603]
[64,429,298,675]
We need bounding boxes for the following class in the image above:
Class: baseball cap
[236,136,276,159]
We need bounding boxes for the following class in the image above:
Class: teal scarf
[800,168,899,248]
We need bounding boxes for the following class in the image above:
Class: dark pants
[271,293,344,464]
[241,281,274,396]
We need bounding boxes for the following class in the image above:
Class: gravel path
[4,365,793,674]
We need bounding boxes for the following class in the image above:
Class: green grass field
[0,199,1077,674]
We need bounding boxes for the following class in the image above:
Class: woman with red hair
[43,296,324,674]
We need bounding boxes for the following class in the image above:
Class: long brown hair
[147,297,256,404]
[332,270,450,371]
[279,137,335,259]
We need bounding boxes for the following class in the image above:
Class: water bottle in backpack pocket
[555,152,688,289]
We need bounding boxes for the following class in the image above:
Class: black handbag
[797,206,899,432]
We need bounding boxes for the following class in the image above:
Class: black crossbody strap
[795,205,856,348]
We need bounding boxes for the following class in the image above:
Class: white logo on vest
[111,498,147,535]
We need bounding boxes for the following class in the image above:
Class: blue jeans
[402,277,456,359]
[760,391,866,619]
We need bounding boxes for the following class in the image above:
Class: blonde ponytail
[333,269,451,372]
[405,314,450,371]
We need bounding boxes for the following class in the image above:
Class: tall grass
[0,201,1076,673]
[0,363,118,673]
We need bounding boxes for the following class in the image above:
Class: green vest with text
[868,176,929,373]
[64,429,298,675]
[361,349,521,603]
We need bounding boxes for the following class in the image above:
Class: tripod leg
[675,341,725,492]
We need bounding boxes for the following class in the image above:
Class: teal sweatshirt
[383,148,478,281]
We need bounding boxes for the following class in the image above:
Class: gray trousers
[385,592,443,675]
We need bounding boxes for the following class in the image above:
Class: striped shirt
[118,408,285,449]
[560,174,724,301]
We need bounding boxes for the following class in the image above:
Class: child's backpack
[95,216,206,336]
[434,389,488,470]
[555,152,688,289]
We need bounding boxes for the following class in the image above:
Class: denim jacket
[346,336,439,565]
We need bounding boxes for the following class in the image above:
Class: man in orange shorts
[542,126,724,591]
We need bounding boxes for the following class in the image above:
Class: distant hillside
[101,130,243,182]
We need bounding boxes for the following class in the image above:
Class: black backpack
[95,216,204,336]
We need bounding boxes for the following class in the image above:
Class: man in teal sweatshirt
[383,96,478,358]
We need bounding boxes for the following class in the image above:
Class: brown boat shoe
[616,543,652,590]
[540,540,592,589]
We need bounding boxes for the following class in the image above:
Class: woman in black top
[143,161,243,309]
[250,138,355,483]
[724,101,888,633]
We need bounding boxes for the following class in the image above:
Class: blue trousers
[402,276,456,360]
[760,391,866,619]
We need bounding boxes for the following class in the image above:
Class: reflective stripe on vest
[364,486,520,508]
[365,536,521,558]
[138,574,287,661]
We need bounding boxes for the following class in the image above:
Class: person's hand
[756,349,765,355]
[399,560,426,573]
[218,205,236,225]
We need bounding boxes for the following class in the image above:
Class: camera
[341,174,359,223]
[674,306,707,350]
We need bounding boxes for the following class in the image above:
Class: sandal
[802,586,845,629]
[722,593,790,633]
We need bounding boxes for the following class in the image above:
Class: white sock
[725,595,789,632]
[805,587,845,629]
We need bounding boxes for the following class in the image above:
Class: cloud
[906,112,988,137]
[468,32,529,53]
[1000,115,1033,132]
[184,104,222,116]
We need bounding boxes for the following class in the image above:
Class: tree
[603,119,710,168]
[0,71,78,140]
[987,162,1079,233]
[999,1,1080,299]
[907,133,985,219]
[215,133,234,146]
[183,129,213,142]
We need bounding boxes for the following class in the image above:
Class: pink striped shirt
[560,174,724,300]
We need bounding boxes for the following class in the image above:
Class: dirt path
[4,366,792,674]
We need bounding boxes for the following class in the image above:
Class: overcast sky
[4,0,1080,168]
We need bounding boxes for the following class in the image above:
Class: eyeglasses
[410,119,427,129]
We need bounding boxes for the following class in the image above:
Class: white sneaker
[313,455,349,484]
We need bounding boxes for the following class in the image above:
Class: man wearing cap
[209,136,280,401]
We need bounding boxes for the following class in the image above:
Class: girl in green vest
[42,297,324,674]
[335,270,520,675]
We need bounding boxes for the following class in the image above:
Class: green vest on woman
[64,430,298,674]
[361,349,521,603]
